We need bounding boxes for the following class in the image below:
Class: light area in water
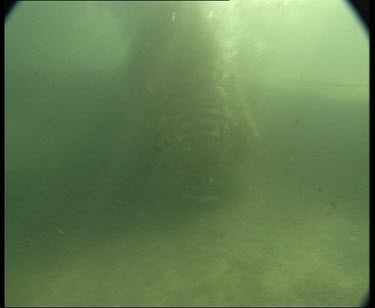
[6,172,368,306]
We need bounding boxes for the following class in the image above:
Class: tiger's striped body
[121,3,257,203]
[147,70,254,202]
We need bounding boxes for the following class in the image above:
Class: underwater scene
[5,0,369,306]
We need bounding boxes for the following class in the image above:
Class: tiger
[119,3,259,204]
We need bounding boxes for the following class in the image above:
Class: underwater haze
[5,0,369,306]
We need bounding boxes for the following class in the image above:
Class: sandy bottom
[6,173,368,307]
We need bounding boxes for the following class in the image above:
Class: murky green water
[5,1,368,307]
